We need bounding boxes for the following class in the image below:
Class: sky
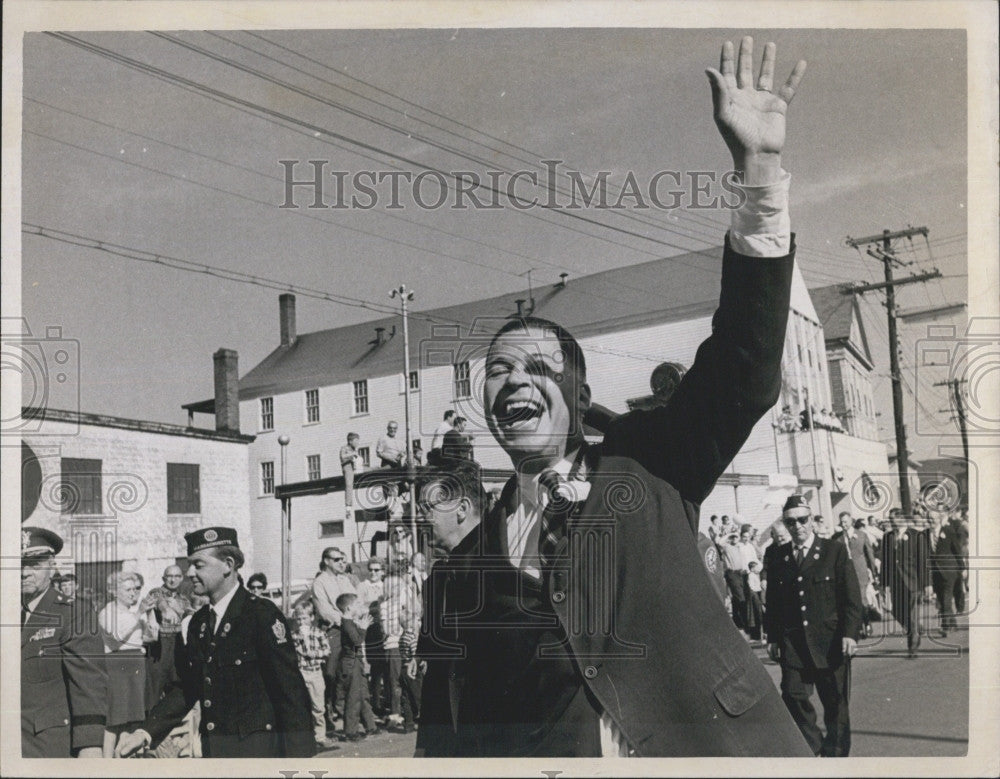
[17,26,974,460]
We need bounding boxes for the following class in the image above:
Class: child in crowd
[291,600,332,749]
[336,592,380,741]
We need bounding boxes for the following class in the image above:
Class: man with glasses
[311,547,357,727]
[377,421,406,468]
[765,495,862,756]
[141,564,194,714]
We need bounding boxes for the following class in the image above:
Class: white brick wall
[23,418,252,592]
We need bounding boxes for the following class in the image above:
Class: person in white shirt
[98,571,148,756]
[428,410,455,466]
[434,37,814,758]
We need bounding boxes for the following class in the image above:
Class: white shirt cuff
[728,170,791,257]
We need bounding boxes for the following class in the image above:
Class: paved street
[315,620,968,759]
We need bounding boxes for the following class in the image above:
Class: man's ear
[456,496,471,524]
[578,382,592,418]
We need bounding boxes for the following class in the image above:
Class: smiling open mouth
[496,398,544,430]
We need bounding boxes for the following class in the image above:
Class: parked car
[260,578,313,615]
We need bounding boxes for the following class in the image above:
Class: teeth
[504,399,541,413]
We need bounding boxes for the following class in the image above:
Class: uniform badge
[272,620,287,644]
[22,530,31,552]
[222,623,231,635]
[704,546,718,573]
[204,529,218,542]
[814,553,820,560]
[199,622,207,639]
[30,627,56,641]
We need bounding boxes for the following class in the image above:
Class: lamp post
[278,434,291,615]
[390,285,418,540]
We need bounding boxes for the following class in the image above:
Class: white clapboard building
[21,356,254,601]
[184,247,890,580]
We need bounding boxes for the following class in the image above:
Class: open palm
[706,38,806,164]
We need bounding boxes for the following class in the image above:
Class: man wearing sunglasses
[764,495,863,756]
[311,548,357,727]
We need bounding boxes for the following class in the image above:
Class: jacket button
[204,699,212,708]
[234,659,241,666]
[265,724,273,731]
[583,665,598,679]
[205,677,211,685]
[797,576,803,582]
[802,620,809,626]
[552,591,566,603]
[207,657,213,664]
[63,718,69,725]
[801,605,807,611]
[798,591,805,596]
[205,722,215,732]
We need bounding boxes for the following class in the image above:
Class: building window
[60,457,102,515]
[167,463,201,514]
[261,461,275,495]
[454,361,472,399]
[353,380,369,415]
[260,397,274,431]
[305,389,320,423]
[357,447,371,468]
[307,454,322,481]
[319,520,345,538]
[401,370,420,393]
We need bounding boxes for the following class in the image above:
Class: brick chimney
[279,293,296,346]
[213,348,240,433]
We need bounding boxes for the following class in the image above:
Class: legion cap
[185,526,239,556]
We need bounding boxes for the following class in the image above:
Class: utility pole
[845,226,936,516]
[390,285,418,541]
[935,377,969,465]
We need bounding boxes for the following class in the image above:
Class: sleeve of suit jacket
[144,617,201,747]
[603,236,795,511]
[254,599,317,757]
[61,601,109,750]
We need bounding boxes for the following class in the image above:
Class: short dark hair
[489,316,587,380]
[335,592,357,613]
[247,572,268,589]
[443,410,455,420]
[207,544,244,570]
[838,511,852,520]
[347,432,359,441]
[417,462,487,517]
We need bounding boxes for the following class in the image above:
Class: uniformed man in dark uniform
[764,495,863,756]
[115,527,315,758]
[21,526,107,757]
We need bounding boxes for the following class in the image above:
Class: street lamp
[390,285,418,541]
[278,434,291,615]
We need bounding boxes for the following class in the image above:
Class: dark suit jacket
[144,586,315,758]
[929,521,968,580]
[442,240,812,757]
[21,585,107,753]
[763,536,863,666]
[831,529,878,591]
[880,529,930,592]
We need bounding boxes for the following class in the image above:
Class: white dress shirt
[209,582,240,633]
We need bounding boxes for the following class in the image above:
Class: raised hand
[706,37,806,184]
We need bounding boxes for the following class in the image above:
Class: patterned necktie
[207,608,217,638]
[537,469,569,568]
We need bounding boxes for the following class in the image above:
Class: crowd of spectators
[705,504,969,651]
[773,404,846,433]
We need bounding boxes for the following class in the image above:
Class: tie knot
[538,469,573,511]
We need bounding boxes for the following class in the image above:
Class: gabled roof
[195,245,740,404]
[810,284,874,369]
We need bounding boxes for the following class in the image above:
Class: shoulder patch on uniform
[704,546,719,573]
[272,619,287,644]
